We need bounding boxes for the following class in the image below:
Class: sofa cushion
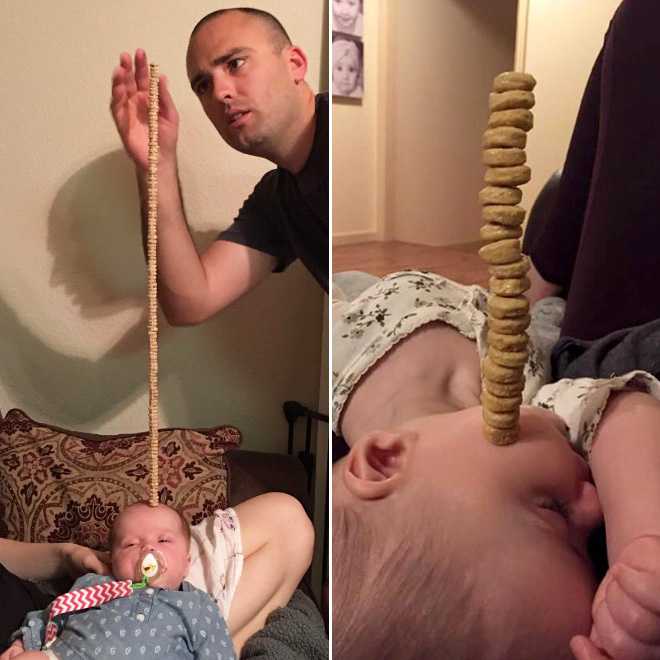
[0,408,241,551]
[224,449,311,513]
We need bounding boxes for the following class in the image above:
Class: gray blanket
[241,590,328,660]
[552,318,660,381]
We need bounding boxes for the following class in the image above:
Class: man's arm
[111,50,276,326]
[135,162,277,326]
[0,539,110,581]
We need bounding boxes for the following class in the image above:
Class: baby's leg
[227,493,314,652]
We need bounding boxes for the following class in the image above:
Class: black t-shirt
[218,93,329,292]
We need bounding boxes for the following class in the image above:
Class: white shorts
[187,507,243,620]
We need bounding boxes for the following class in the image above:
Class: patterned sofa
[0,407,310,552]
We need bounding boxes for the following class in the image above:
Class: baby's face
[333,0,360,30]
[405,406,603,654]
[110,504,191,590]
[335,405,605,655]
[333,54,359,96]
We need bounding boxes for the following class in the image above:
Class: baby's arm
[5,606,50,655]
[0,638,24,659]
[572,537,660,660]
[589,391,660,562]
[573,391,660,659]
[0,646,51,660]
[6,573,102,656]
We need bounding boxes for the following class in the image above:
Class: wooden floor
[332,241,489,287]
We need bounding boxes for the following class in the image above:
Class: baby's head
[333,406,603,659]
[332,0,361,32]
[109,502,191,590]
[332,38,360,96]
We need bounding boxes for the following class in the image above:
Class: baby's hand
[573,535,660,659]
[0,638,24,659]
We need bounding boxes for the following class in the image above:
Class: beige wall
[0,2,326,453]
[517,0,621,210]
[332,0,517,246]
[388,0,517,246]
[332,0,388,242]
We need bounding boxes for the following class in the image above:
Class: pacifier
[135,550,167,584]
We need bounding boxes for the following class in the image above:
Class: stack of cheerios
[478,71,536,446]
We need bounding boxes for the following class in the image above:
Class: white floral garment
[333,270,660,458]
[333,271,561,432]
[532,371,660,458]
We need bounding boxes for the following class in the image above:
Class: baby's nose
[574,480,603,531]
[568,480,603,552]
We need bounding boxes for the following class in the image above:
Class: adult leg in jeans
[526,0,660,340]
[0,563,52,653]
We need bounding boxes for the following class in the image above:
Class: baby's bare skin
[340,322,482,445]
[337,286,660,659]
[3,649,46,659]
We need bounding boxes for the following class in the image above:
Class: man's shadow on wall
[0,151,317,441]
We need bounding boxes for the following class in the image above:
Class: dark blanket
[552,318,660,381]
[0,564,55,652]
[241,589,328,660]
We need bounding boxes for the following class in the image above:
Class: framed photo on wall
[331,0,363,38]
[332,34,363,100]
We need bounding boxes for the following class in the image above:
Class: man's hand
[572,536,660,659]
[0,638,24,659]
[110,49,180,170]
[61,543,111,579]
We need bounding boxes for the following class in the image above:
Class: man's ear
[286,45,308,84]
[343,430,417,500]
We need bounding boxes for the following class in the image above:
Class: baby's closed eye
[540,499,570,520]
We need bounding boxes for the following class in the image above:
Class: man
[110,8,328,327]
[108,10,324,653]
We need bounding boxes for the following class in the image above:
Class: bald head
[190,8,292,53]
[185,7,313,169]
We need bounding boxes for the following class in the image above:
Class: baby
[2,503,236,660]
[332,37,362,98]
[332,271,660,659]
[331,0,362,36]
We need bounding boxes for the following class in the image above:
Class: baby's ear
[344,430,417,500]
